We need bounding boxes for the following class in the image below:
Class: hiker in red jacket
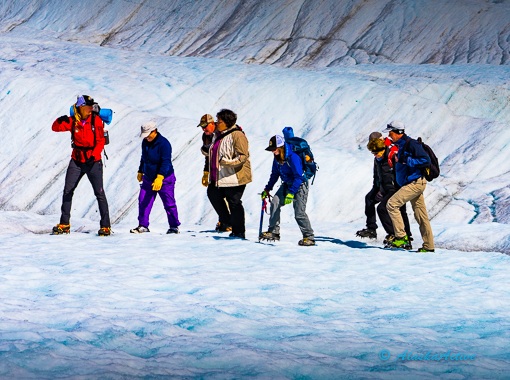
[51,95,111,236]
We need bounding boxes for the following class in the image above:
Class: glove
[57,115,70,124]
[202,171,209,187]
[284,193,294,205]
[261,189,268,199]
[85,155,95,166]
[137,172,143,182]
[152,175,164,191]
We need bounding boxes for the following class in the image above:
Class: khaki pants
[387,177,434,250]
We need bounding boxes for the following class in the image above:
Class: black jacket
[372,146,397,196]
[201,132,213,171]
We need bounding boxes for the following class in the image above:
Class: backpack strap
[402,137,413,154]
[71,113,98,161]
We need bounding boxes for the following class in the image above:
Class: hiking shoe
[229,231,246,239]
[356,228,377,239]
[52,224,70,234]
[383,234,395,246]
[259,231,280,241]
[98,227,111,236]
[418,247,435,252]
[298,238,316,246]
[166,227,179,234]
[130,225,150,233]
[390,235,412,250]
[215,222,232,232]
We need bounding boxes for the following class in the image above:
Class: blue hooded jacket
[138,133,174,182]
[265,142,304,195]
[394,134,431,186]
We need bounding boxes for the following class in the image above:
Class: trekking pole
[258,197,265,242]
[258,194,271,242]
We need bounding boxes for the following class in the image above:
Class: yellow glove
[152,175,164,191]
[202,171,209,187]
[137,172,143,182]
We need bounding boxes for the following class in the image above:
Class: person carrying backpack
[385,121,435,252]
[51,95,111,236]
[356,132,412,246]
[260,135,315,246]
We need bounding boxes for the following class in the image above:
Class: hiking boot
[418,247,435,253]
[166,227,179,234]
[130,225,150,233]
[298,238,316,246]
[98,227,111,236]
[259,231,280,241]
[383,234,395,246]
[215,222,232,232]
[52,224,70,234]
[356,228,377,239]
[389,235,412,250]
[229,231,246,239]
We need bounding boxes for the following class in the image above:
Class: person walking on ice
[385,121,435,252]
[131,121,181,234]
[51,95,111,236]
[260,135,315,246]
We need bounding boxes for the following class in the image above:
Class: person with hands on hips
[131,121,181,234]
[51,95,111,236]
[260,135,315,246]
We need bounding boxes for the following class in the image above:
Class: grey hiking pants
[268,182,314,240]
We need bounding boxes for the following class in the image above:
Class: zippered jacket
[394,134,431,186]
[52,114,105,163]
[265,143,304,195]
[372,146,398,196]
[207,125,252,187]
[138,133,174,182]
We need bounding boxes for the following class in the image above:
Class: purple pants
[138,173,180,228]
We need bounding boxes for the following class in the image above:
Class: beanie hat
[369,131,383,141]
[367,138,386,152]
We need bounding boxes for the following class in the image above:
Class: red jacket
[384,137,398,168]
[52,114,105,162]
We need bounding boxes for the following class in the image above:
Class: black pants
[207,183,246,234]
[365,188,411,237]
[60,159,110,228]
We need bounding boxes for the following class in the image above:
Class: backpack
[70,103,113,145]
[70,103,113,161]
[402,137,440,181]
[282,127,318,184]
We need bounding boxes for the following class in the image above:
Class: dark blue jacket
[394,134,430,186]
[265,143,304,195]
[138,133,174,182]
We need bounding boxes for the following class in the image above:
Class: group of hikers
[50,95,436,251]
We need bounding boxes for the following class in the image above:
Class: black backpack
[402,137,440,181]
